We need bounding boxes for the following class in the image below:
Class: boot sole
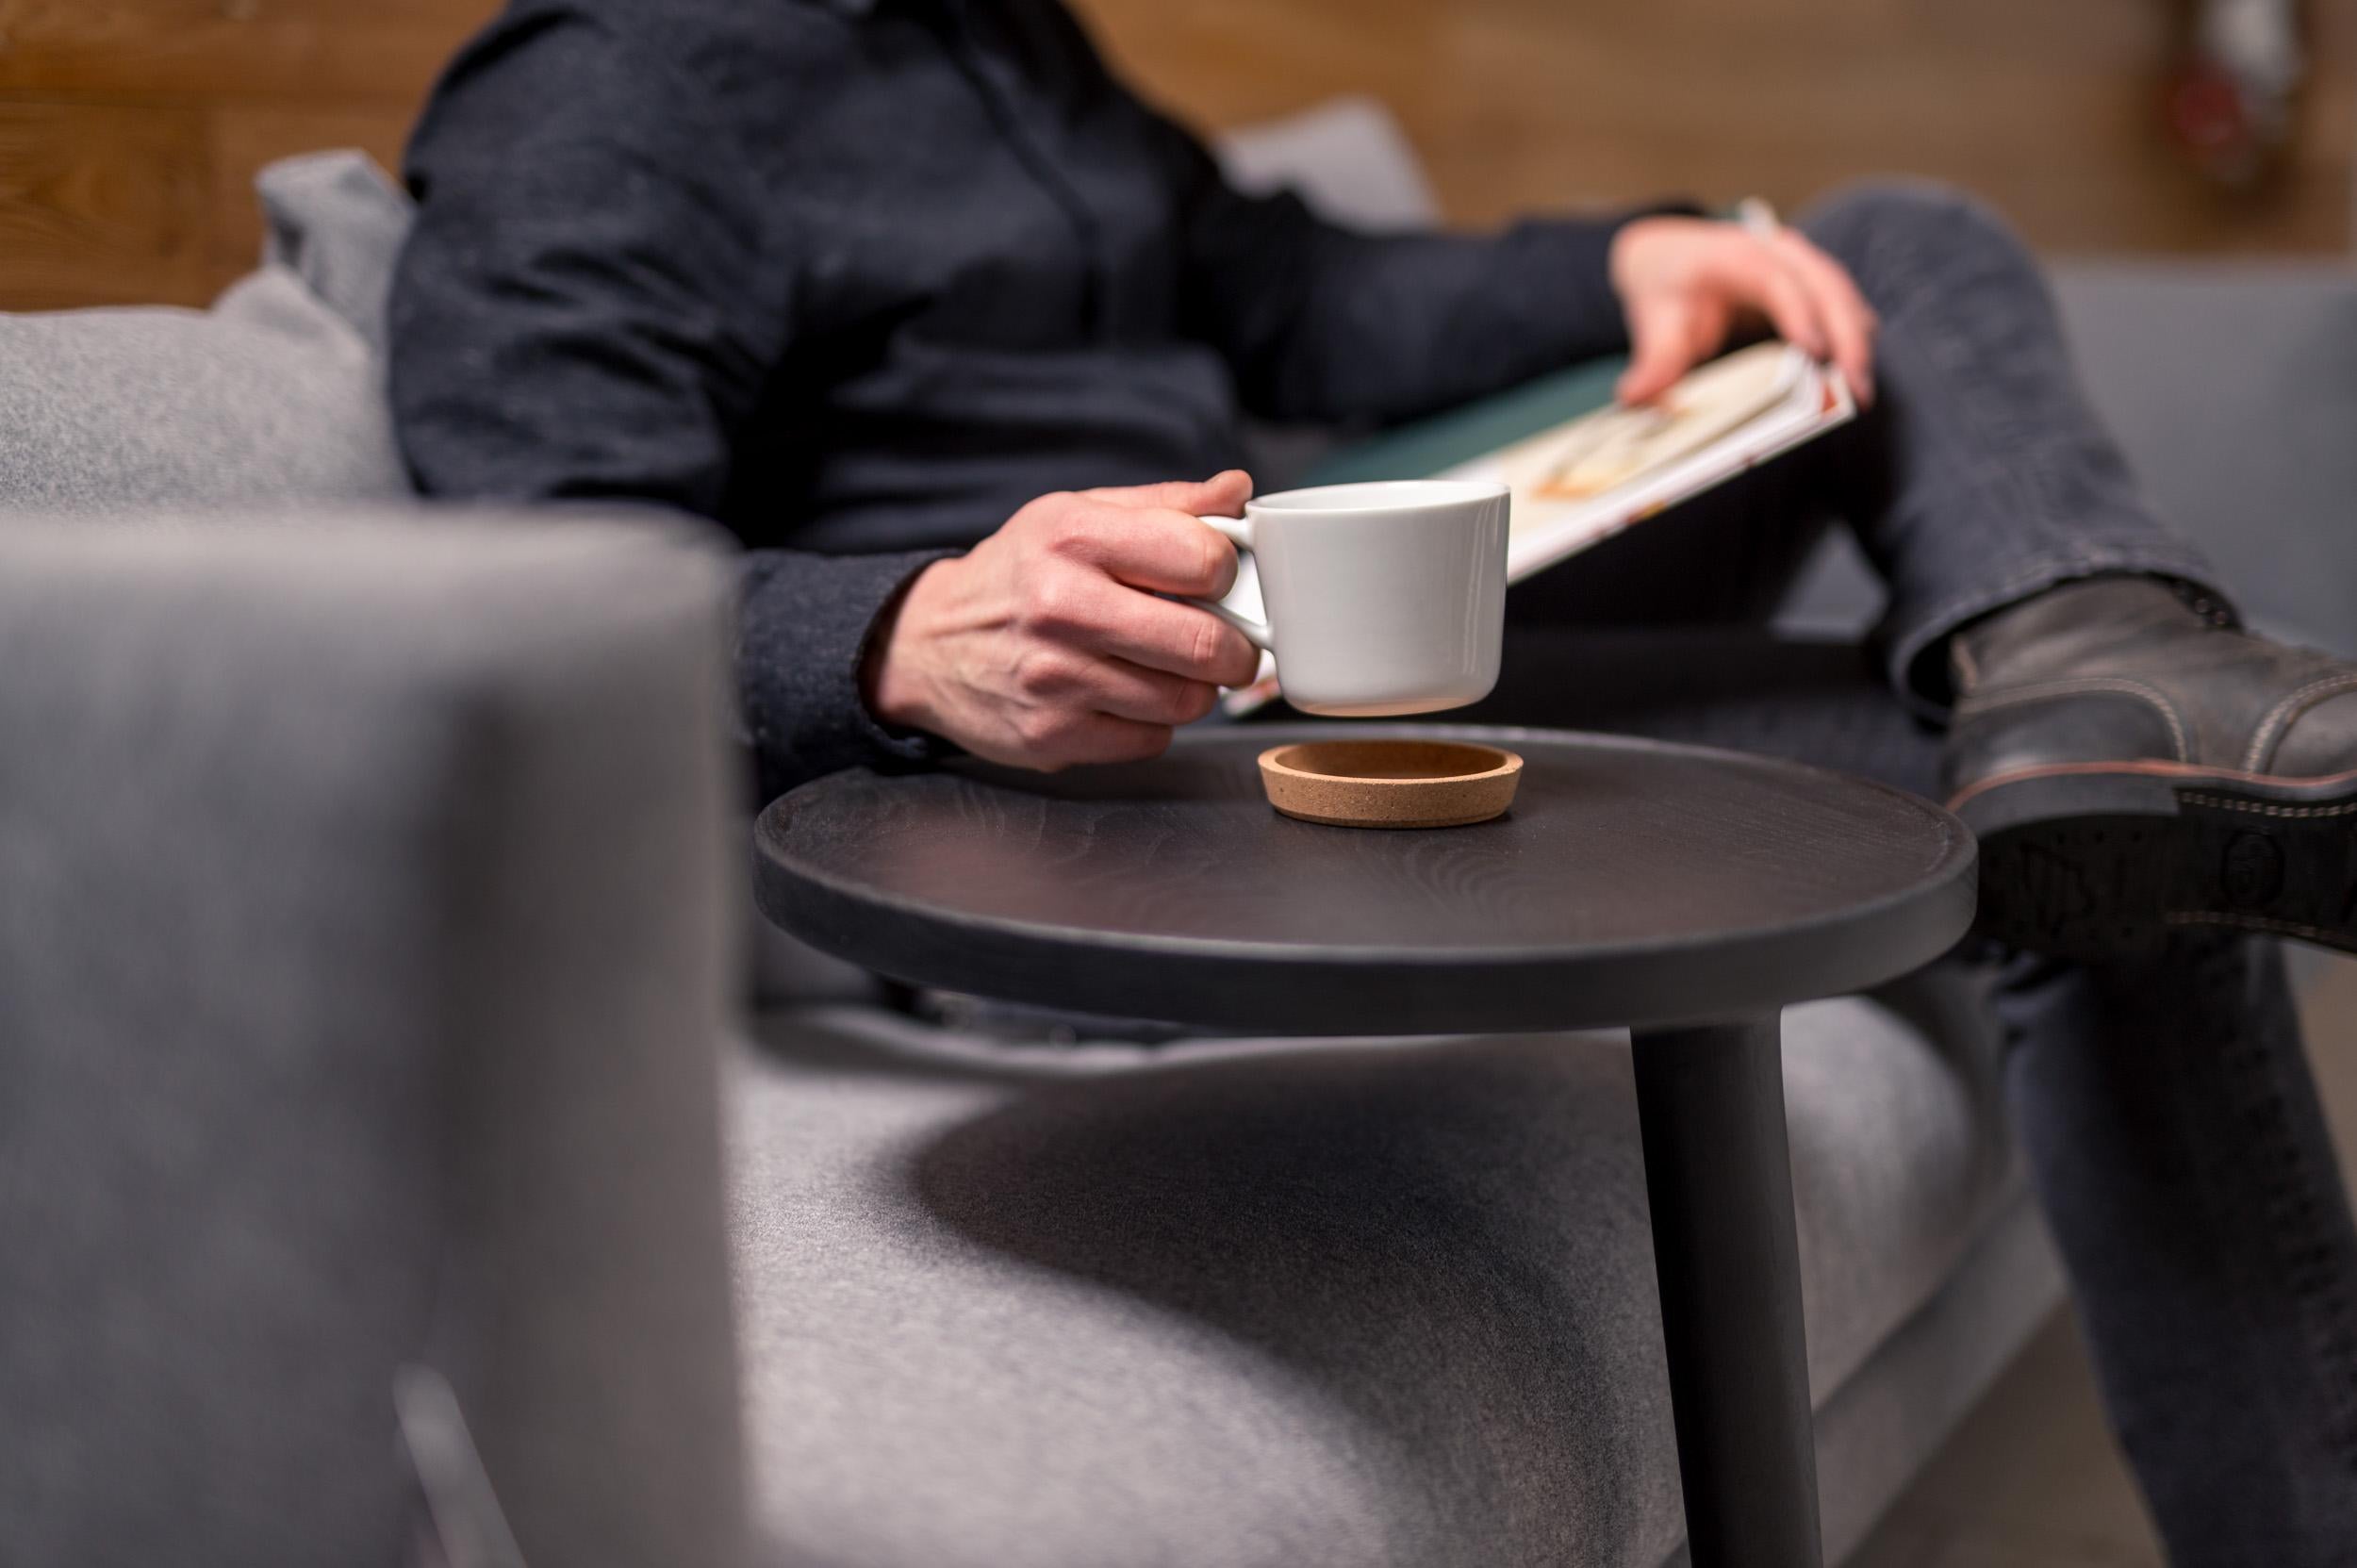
[1953,763,2357,961]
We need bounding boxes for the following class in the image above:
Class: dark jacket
[390,0,1646,795]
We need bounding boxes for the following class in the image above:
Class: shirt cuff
[736,546,962,801]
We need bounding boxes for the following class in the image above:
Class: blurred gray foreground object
[0,515,744,1568]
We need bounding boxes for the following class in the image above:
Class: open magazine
[1221,340,1856,714]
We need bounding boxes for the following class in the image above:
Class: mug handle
[1188,514,1273,651]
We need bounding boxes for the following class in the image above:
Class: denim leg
[1456,626,2357,1561]
[1796,182,2230,705]
[2002,937,2357,1564]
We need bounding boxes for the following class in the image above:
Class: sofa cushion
[728,966,2016,1568]
[0,153,416,514]
[256,149,417,358]
[0,271,409,512]
[1216,96,1443,232]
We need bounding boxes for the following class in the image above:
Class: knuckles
[1186,614,1229,679]
[1010,706,1175,769]
[1192,619,1259,686]
[1191,526,1235,598]
[1174,681,1221,724]
[1010,646,1079,699]
[1040,503,1097,561]
[1105,724,1175,765]
[1015,567,1095,640]
[1145,677,1214,727]
[1012,704,1080,754]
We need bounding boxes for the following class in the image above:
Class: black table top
[754,725,1976,1034]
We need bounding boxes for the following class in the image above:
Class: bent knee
[1798,179,2027,277]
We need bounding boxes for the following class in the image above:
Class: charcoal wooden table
[754,723,1975,1568]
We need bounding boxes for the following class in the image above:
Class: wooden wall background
[0,0,2349,313]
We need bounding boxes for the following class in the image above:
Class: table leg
[1630,1014,1822,1568]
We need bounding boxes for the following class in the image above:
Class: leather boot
[1945,575,2357,958]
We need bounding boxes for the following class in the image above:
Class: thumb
[1082,470,1252,516]
[1616,297,1700,407]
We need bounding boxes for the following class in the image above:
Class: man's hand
[863,470,1263,770]
[1608,215,1878,408]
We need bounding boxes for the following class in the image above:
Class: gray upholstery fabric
[1216,96,1444,232]
[1780,263,2357,653]
[0,270,408,512]
[2054,263,2357,655]
[1813,1192,2062,1562]
[729,967,2023,1568]
[0,512,744,1568]
[256,150,418,358]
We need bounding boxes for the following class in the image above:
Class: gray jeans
[1454,184,2357,1563]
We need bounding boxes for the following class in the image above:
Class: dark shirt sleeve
[388,8,949,799]
[1135,106,1669,425]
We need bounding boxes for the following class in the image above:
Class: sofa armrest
[0,508,743,1568]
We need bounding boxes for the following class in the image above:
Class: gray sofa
[5,119,2352,1568]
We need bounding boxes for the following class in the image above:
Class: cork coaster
[1257,739,1524,829]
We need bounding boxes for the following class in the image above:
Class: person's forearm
[1193,199,1706,427]
[1244,215,1639,423]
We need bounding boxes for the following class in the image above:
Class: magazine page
[1435,342,1854,580]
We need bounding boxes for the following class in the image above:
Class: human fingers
[1772,232,1878,404]
[1007,708,1176,771]
[1033,495,1243,600]
[1721,240,1830,363]
[1009,645,1222,727]
[1039,577,1262,687]
[1617,292,1718,405]
[1079,470,1252,516]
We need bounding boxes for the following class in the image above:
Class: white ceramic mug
[1192,480,1510,717]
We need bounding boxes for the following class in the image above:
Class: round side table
[756,724,1975,1568]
